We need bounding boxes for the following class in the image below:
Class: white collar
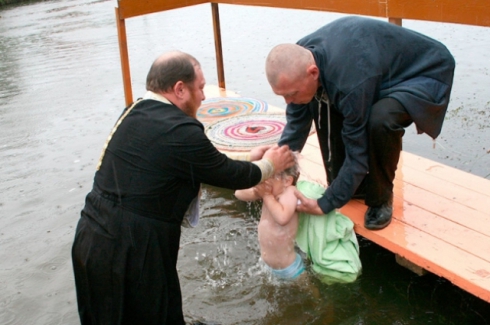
[143,91,173,105]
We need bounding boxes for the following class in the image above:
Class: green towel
[295,180,362,284]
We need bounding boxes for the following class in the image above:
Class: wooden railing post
[115,7,133,106]
[388,17,402,26]
[211,3,226,89]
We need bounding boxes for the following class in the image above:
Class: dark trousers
[314,98,413,207]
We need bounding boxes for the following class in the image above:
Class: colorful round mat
[205,113,286,152]
[197,97,268,125]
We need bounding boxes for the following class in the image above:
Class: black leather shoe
[364,198,393,230]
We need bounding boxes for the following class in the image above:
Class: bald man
[266,16,455,231]
[71,51,294,325]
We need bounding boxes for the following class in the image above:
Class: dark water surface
[0,0,489,324]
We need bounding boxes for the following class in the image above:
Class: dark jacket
[279,16,455,213]
[93,98,262,224]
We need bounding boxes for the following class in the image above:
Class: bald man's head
[265,44,320,105]
[265,44,314,87]
[146,51,200,93]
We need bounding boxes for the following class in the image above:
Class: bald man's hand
[262,144,295,174]
[294,189,324,215]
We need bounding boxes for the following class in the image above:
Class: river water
[0,0,489,324]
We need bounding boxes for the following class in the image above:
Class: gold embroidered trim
[96,99,143,171]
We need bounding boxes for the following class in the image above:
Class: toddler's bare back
[257,208,298,269]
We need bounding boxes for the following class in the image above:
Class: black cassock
[72,98,261,324]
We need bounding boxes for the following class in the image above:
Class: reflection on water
[179,185,490,325]
[1,0,490,324]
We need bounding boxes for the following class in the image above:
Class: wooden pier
[203,85,490,303]
[114,0,490,304]
[299,127,490,303]
[114,0,490,105]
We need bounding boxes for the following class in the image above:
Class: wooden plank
[211,3,226,89]
[115,8,133,106]
[400,151,490,196]
[391,195,490,264]
[341,200,490,303]
[222,0,490,27]
[393,180,490,236]
[389,0,490,27]
[300,137,490,262]
[395,255,427,276]
[395,166,490,209]
[299,133,490,302]
[298,155,327,186]
[304,134,490,228]
[117,0,208,19]
[116,0,490,27]
[396,165,490,213]
[388,17,402,26]
[303,135,490,216]
[218,0,386,19]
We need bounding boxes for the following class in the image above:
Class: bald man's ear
[306,65,319,80]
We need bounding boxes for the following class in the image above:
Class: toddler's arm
[262,185,298,226]
[235,181,271,201]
